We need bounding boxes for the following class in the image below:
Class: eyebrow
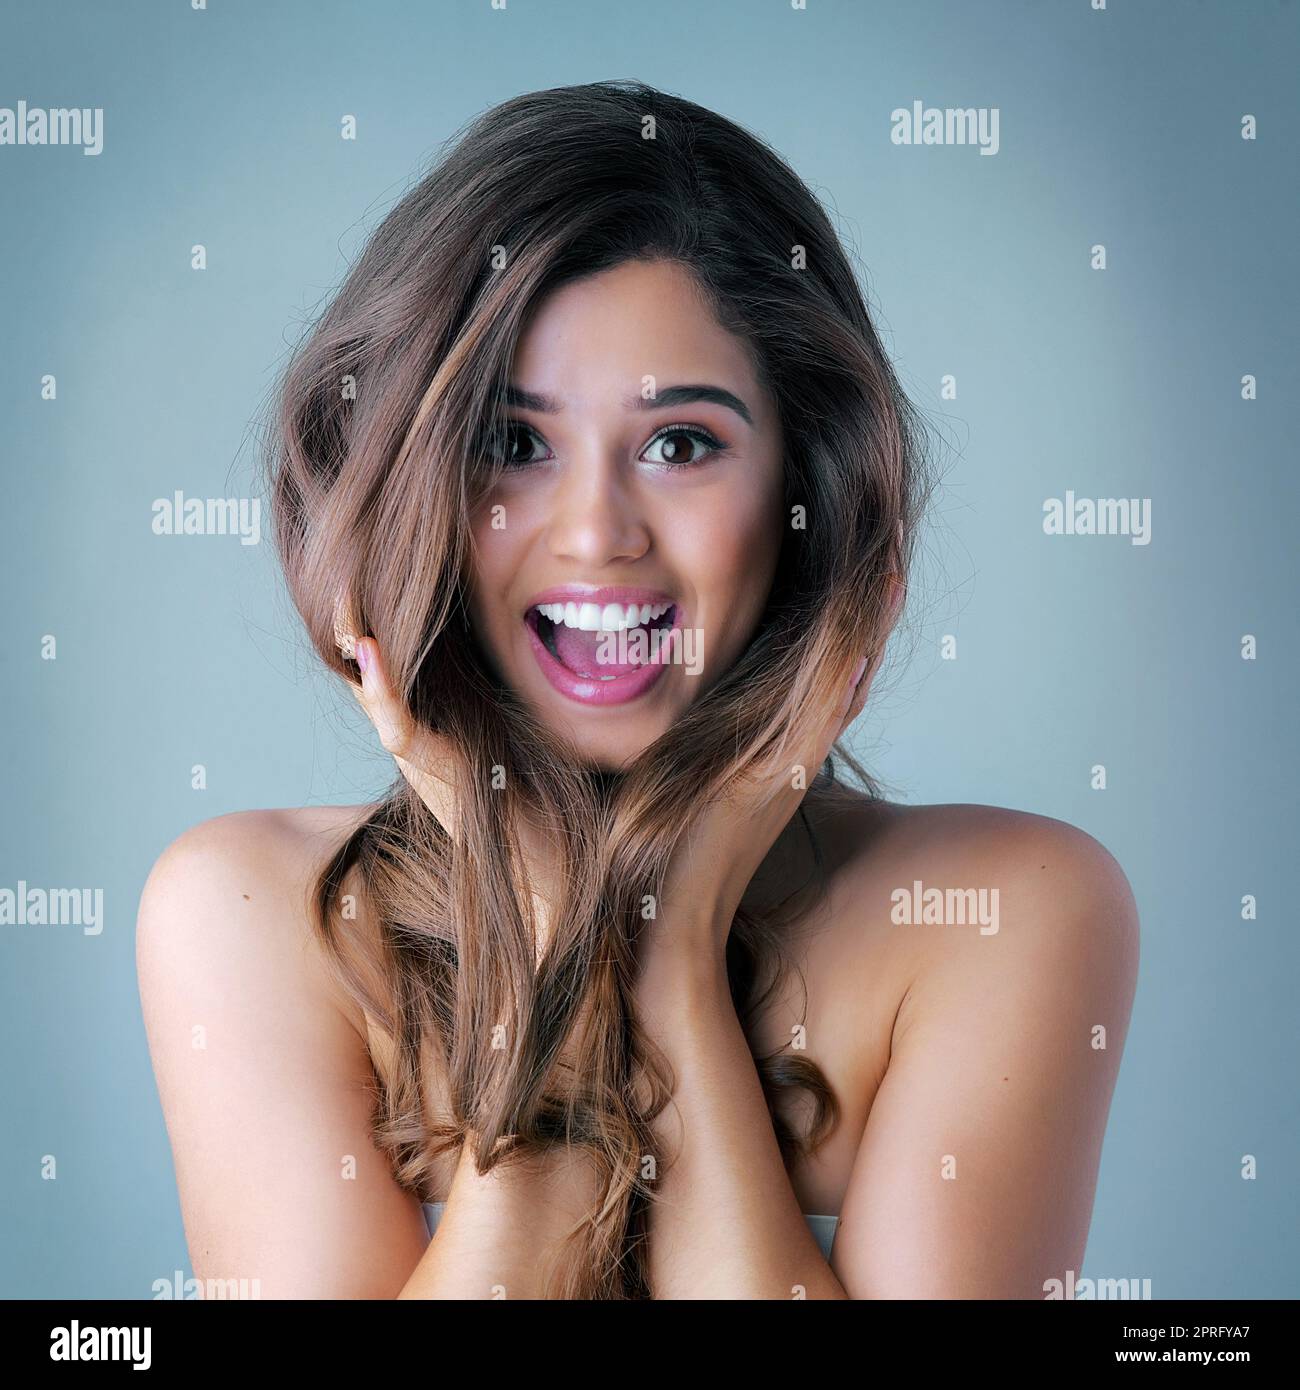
[503,382,754,428]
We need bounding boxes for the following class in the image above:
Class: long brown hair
[265,79,932,1298]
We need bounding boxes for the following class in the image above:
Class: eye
[481,421,554,468]
[640,424,728,469]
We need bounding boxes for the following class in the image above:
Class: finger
[353,638,459,832]
[351,639,411,756]
[738,653,865,811]
[839,655,870,724]
[774,655,867,796]
[847,639,885,724]
[830,578,903,745]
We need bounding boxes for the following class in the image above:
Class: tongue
[552,622,647,678]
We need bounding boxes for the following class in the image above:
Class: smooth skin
[137,260,1139,1298]
[465,258,787,767]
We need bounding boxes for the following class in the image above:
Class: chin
[494,615,703,768]
[585,730,663,773]
[528,698,675,772]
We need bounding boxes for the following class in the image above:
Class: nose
[544,449,651,567]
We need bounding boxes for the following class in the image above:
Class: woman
[137,80,1139,1300]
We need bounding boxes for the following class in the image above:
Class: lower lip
[524,610,678,707]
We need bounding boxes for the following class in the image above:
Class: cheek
[671,475,784,623]
[466,504,520,628]
[468,477,548,569]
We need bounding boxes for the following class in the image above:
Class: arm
[636,814,1139,1300]
[833,815,1140,1297]
[137,811,593,1299]
[632,650,881,1299]
[397,1134,598,1300]
[635,931,849,1299]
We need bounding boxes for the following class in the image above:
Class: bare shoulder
[807,792,1140,1032]
[812,794,1138,936]
[135,804,431,1297]
[813,797,1142,1295]
[136,804,380,1046]
[140,803,374,885]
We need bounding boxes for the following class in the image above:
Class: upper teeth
[534,600,672,632]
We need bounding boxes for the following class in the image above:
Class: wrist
[635,924,730,1005]
[643,889,736,961]
[455,1129,599,1212]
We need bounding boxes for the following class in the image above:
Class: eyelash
[483,421,730,470]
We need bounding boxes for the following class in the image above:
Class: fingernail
[851,656,868,687]
[355,640,370,675]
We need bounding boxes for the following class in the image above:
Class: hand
[345,632,460,839]
[338,613,563,961]
[345,631,602,1110]
[653,587,901,962]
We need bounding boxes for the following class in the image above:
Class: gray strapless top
[421,1201,838,1260]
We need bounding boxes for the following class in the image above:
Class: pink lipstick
[522,585,681,707]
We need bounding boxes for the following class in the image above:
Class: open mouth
[527,600,677,678]
[523,597,680,706]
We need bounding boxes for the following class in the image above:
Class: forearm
[635,934,848,1299]
[397,1132,598,1299]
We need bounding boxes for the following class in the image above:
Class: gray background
[1,0,1295,1298]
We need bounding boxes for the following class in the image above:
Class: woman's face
[467,258,786,769]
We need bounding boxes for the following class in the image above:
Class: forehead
[510,258,764,406]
